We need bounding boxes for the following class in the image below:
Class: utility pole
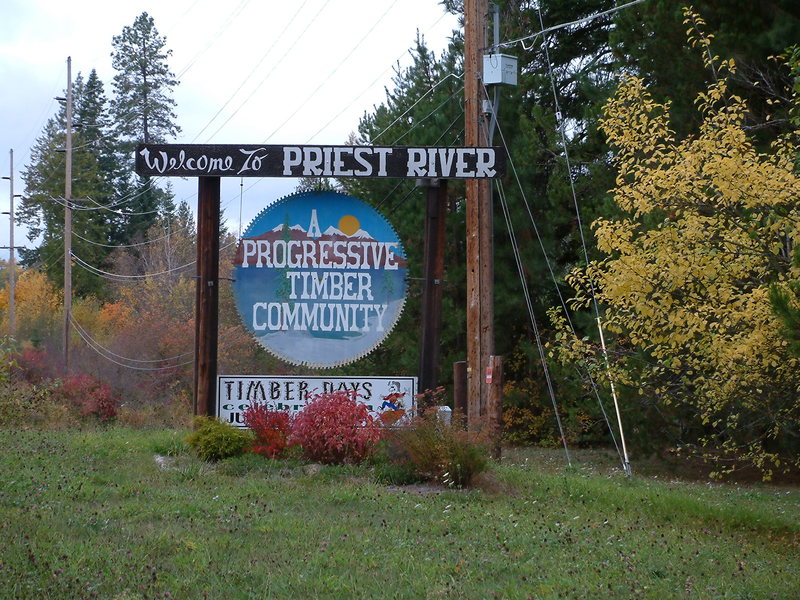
[63,56,73,373]
[2,149,17,338]
[464,0,494,428]
[8,150,15,337]
[4,150,16,337]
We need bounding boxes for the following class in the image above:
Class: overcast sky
[0,0,461,260]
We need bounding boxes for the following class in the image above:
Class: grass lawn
[0,427,798,599]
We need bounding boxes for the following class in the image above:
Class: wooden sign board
[217,374,417,427]
[135,144,505,179]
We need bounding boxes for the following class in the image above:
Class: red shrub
[59,372,119,422]
[290,391,383,464]
[14,348,51,383]
[243,404,293,458]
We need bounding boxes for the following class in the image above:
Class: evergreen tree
[769,247,800,359]
[359,2,800,447]
[768,45,800,358]
[343,12,619,396]
[18,86,112,299]
[110,11,181,148]
[497,0,620,312]
[610,0,800,141]
[457,1,799,439]
[73,69,130,247]
[76,69,131,229]
[294,177,340,194]
[339,36,467,379]
[110,12,181,240]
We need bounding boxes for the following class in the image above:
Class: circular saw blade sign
[232,191,408,368]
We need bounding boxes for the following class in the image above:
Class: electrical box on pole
[482,54,518,86]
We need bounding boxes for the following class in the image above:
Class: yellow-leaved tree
[0,269,61,345]
[555,10,800,479]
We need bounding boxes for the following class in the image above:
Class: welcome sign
[136,144,505,179]
[232,191,407,367]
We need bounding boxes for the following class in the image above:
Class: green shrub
[0,378,78,429]
[185,416,253,462]
[382,413,489,487]
[371,439,424,485]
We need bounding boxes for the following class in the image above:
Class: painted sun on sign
[232,190,408,368]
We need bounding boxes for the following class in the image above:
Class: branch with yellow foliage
[553,10,800,480]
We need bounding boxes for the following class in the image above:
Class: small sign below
[217,375,417,428]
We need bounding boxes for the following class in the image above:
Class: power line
[211,14,462,228]
[17,70,64,168]
[191,0,315,142]
[70,250,195,281]
[71,314,193,364]
[378,105,465,213]
[23,4,457,255]
[497,0,647,51]
[372,72,463,142]
[202,0,332,142]
[391,86,465,144]
[262,0,401,143]
[494,177,571,466]
[303,9,455,144]
[70,314,194,371]
[485,81,625,467]
[71,222,193,249]
[175,0,253,79]
[70,313,247,373]
[533,0,633,476]
[69,238,237,282]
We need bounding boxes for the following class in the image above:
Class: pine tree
[110,12,180,240]
[610,0,800,141]
[74,69,129,247]
[18,85,112,299]
[768,45,800,358]
[110,11,181,148]
[339,36,467,379]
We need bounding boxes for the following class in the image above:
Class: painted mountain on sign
[272,224,306,233]
[234,223,407,269]
[322,225,372,239]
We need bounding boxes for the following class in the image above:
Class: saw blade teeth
[233,190,408,369]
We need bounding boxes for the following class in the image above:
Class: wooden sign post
[417,178,448,401]
[193,176,220,416]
